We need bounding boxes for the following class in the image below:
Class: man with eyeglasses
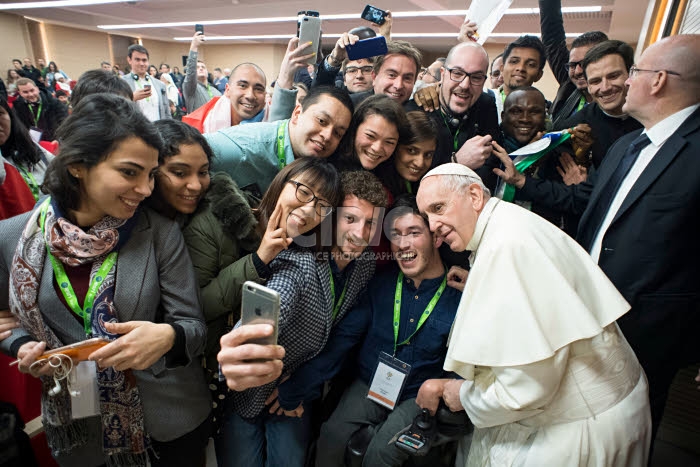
[405,41,501,192]
[555,40,643,169]
[342,59,375,94]
[206,85,354,198]
[412,58,445,97]
[489,54,504,90]
[494,34,700,446]
[539,0,608,128]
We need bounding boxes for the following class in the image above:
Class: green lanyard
[275,121,287,170]
[499,88,507,104]
[329,271,349,320]
[28,101,43,127]
[206,83,214,98]
[392,272,447,355]
[16,166,40,201]
[576,95,586,112]
[39,199,118,336]
[405,180,413,194]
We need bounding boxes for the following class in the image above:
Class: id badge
[29,127,43,144]
[367,352,411,410]
[70,361,100,419]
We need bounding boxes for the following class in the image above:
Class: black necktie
[587,133,652,235]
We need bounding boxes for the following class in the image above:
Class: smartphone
[35,337,110,363]
[143,84,151,90]
[240,281,280,346]
[195,24,204,34]
[361,4,387,25]
[346,35,388,61]
[298,15,322,66]
[297,10,319,38]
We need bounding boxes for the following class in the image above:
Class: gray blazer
[122,73,171,120]
[0,207,210,445]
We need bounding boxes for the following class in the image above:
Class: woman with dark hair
[335,94,409,172]
[0,97,53,200]
[148,65,159,79]
[0,94,211,467]
[377,111,438,198]
[46,61,69,90]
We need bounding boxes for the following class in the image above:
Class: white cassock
[446,198,651,467]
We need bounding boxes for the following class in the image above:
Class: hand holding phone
[362,4,387,25]
[240,282,280,346]
[36,337,110,363]
[195,24,204,34]
[345,36,388,61]
[297,15,322,66]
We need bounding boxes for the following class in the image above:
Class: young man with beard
[206,85,353,197]
[405,42,501,191]
[539,0,608,128]
[275,194,462,467]
[556,40,643,168]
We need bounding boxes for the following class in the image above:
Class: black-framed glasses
[445,67,486,85]
[345,65,374,76]
[629,65,681,79]
[564,60,583,71]
[288,180,334,217]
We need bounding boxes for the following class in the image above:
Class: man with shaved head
[495,34,700,444]
[405,41,501,190]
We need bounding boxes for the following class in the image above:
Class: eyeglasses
[288,180,334,217]
[444,67,486,86]
[345,65,374,76]
[490,69,501,78]
[565,61,583,71]
[628,65,681,79]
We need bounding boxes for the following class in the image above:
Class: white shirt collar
[466,197,500,266]
[645,104,700,147]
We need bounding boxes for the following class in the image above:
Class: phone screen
[195,24,204,34]
[362,4,386,25]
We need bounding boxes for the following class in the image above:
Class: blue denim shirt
[206,119,292,196]
[278,264,461,409]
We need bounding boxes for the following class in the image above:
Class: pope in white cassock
[414,163,651,466]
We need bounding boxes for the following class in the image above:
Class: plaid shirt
[230,246,375,418]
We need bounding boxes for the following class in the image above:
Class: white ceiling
[2,0,647,51]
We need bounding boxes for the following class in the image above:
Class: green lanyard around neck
[39,198,118,336]
[404,180,413,194]
[206,83,214,98]
[439,110,461,152]
[16,166,40,201]
[28,100,43,126]
[276,120,288,170]
[329,271,349,320]
[392,271,446,355]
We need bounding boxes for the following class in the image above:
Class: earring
[71,171,80,178]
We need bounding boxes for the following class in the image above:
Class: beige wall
[42,24,111,79]
[0,12,32,78]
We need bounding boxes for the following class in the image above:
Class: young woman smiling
[336,94,408,172]
[0,95,211,467]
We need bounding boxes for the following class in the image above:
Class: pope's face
[416,177,485,252]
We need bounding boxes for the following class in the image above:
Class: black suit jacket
[521,107,700,398]
[13,90,68,141]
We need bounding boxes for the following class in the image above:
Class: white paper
[29,128,42,144]
[367,361,406,410]
[510,137,552,158]
[466,0,514,45]
[70,361,100,419]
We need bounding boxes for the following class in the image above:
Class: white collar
[645,104,699,147]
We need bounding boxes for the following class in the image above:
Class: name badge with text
[367,352,411,410]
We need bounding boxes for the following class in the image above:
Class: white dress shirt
[590,104,700,262]
[134,75,160,122]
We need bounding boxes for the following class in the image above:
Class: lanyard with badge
[367,272,447,410]
[39,198,118,337]
[39,198,109,417]
[275,120,287,170]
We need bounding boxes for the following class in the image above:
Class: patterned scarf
[8,198,150,466]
